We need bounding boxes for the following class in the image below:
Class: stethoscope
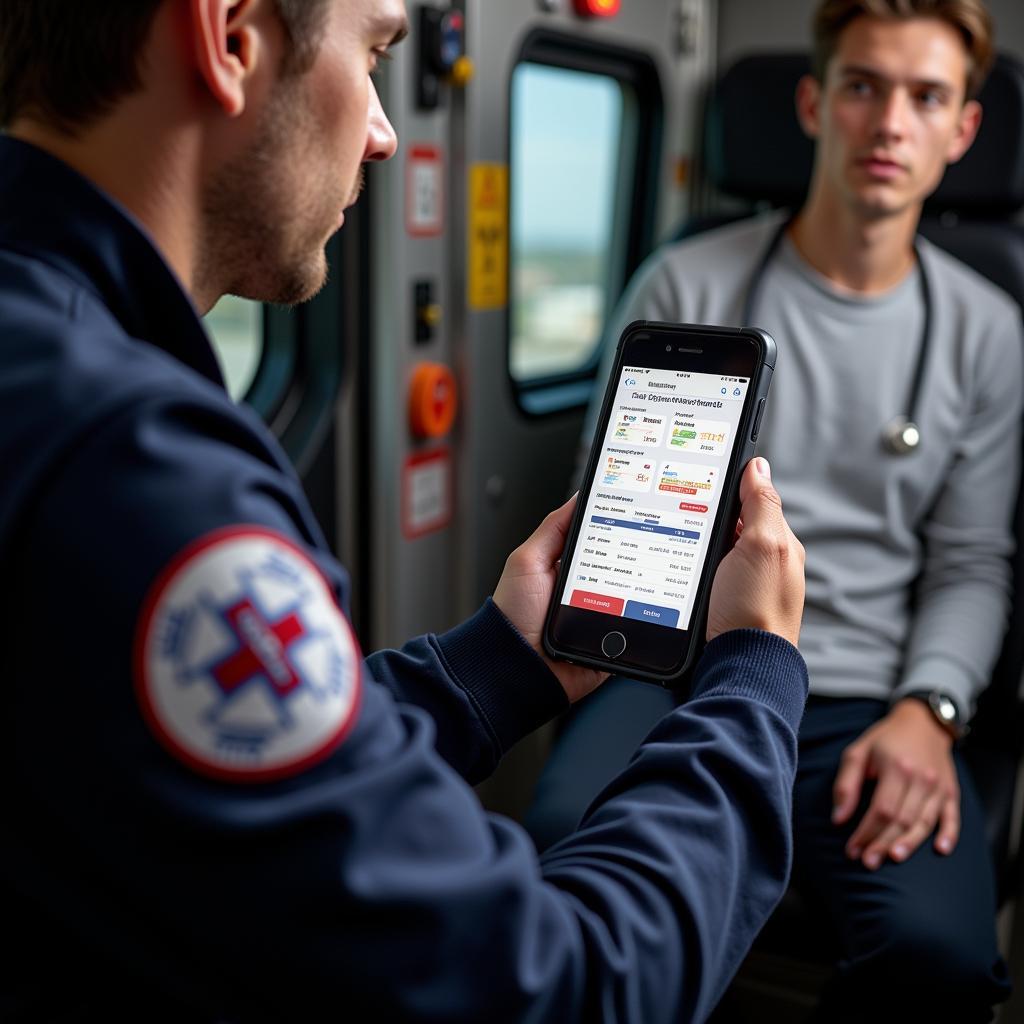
[742,216,933,455]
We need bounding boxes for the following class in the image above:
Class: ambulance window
[509,36,661,413]
[201,238,337,470]
[205,296,264,401]
[510,64,623,383]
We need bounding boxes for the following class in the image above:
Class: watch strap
[903,689,966,740]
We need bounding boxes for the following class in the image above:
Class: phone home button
[601,631,627,659]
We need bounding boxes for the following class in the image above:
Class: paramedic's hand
[707,458,805,648]
[494,494,608,704]
[833,700,959,869]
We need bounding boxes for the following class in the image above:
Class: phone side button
[750,397,766,442]
[601,631,627,659]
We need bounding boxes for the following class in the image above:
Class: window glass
[510,63,625,382]
[204,295,264,401]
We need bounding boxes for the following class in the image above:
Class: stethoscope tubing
[742,214,931,455]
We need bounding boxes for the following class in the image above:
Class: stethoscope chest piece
[882,416,922,455]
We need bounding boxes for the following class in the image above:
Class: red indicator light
[573,0,621,17]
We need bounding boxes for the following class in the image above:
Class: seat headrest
[706,51,1024,216]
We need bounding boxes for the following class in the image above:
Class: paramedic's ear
[190,0,262,118]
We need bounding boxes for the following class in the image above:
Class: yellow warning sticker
[468,164,508,310]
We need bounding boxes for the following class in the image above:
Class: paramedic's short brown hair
[0,0,331,132]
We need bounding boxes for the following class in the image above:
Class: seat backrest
[692,51,1024,897]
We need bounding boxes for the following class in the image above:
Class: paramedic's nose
[366,80,398,162]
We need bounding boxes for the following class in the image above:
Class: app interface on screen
[562,365,750,631]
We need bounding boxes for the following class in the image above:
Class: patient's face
[814,16,979,219]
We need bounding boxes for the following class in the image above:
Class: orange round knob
[448,55,475,88]
[409,363,458,438]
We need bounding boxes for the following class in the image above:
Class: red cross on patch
[212,598,306,698]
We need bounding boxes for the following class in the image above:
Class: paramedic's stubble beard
[198,81,354,308]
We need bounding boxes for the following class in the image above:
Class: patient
[529,1,1023,1020]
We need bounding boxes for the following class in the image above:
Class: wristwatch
[903,690,967,740]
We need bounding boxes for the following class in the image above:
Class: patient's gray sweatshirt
[585,212,1024,718]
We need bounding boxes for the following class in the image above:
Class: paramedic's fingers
[706,458,805,648]
[494,493,608,704]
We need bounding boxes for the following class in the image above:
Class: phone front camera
[665,345,672,352]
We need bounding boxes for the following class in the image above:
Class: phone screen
[561,364,751,633]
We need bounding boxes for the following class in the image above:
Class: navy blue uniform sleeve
[15,388,808,1022]
[366,600,569,784]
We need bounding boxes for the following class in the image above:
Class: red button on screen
[570,589,625,616]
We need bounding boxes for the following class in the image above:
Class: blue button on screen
[623,600,680,629]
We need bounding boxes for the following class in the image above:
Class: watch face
[926,691,963,737]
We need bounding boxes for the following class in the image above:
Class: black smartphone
[543,320,776,683]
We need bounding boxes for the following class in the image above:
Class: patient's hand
[831,699,960,869]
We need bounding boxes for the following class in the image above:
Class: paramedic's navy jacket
[0,136,807,1023]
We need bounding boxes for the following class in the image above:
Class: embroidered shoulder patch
[134,527,362,783]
